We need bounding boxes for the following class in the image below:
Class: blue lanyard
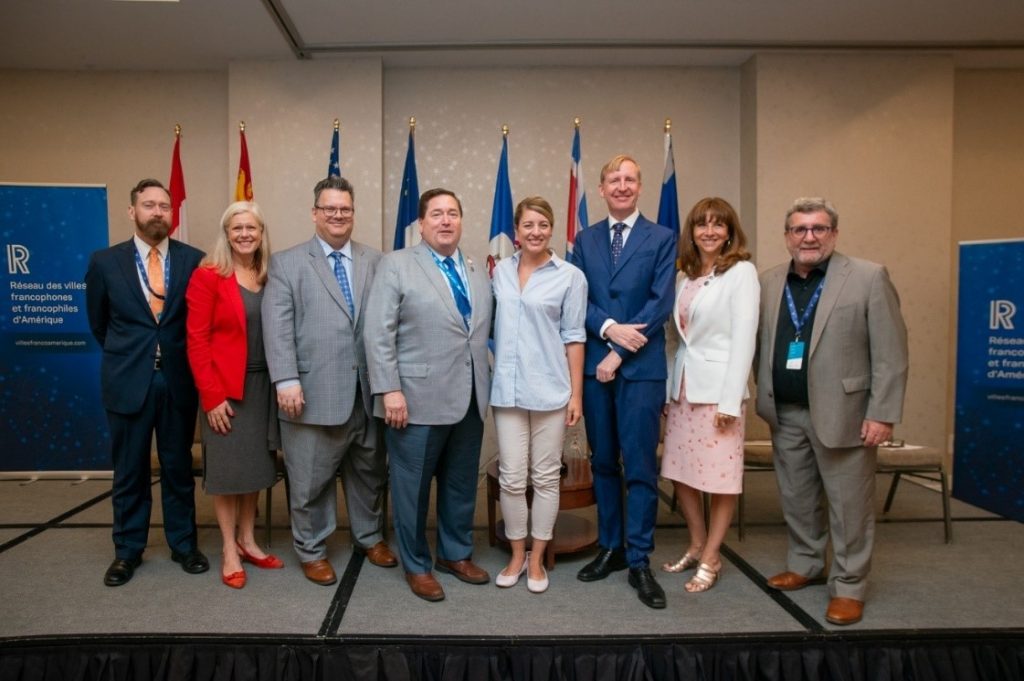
[133,246,170,302]
[783,279,825,341]
[429,250,470,304]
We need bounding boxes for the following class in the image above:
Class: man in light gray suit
[365,188,493,602]
[755,197,908,626]
[263,176,396,586]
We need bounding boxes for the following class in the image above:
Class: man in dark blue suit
[571,155,676,608]
[85,179,208,586]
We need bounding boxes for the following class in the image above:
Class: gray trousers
[280,394,387,562]
[771,403,876,600]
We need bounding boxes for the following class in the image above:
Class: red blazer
[186,265,248,412]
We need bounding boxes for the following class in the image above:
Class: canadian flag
[169,129,188,242]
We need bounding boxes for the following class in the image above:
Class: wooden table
[485,456,598,570]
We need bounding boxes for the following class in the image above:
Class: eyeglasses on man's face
[785,224,834,238]
[315,205,354,217]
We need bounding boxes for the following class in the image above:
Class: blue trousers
[106,370,198,560]
[385,397,483,574]
[582,376,662,567]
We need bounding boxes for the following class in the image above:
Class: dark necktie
[611,222,626,264]
[442,256,472,329]
[330,251,355,316]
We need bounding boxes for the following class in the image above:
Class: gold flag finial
[174,124,181,137]
[239,121,246,133]
[501,124,509,138]
[664,118,672,133]
[573,116,581,128]
[409,116,416,130]
[333,118,340,131]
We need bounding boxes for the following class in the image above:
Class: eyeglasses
[315,205,354,217]
[785,225,834,238]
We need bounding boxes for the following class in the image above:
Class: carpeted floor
[0,468,1019,640]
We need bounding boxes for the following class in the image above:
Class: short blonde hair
[201,201,271,284]
[599,154,642,184]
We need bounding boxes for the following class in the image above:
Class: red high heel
[222,569,246,589]
[237,543,284,569]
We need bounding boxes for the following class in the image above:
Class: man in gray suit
[365,188,493,602]
[263,176,396,586]
[755,197,908,625]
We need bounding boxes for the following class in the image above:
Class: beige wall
[746,53,956,449]
[0,69,228,247]
[228,59,384,252]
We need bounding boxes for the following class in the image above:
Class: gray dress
[201,285,280,495]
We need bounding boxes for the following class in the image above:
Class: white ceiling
[2,0,1023,71]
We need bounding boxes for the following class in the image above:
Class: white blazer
[667,260,759,416]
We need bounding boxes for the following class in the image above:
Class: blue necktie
[611,222,625,264]
[330,251,355,316]
[442,256,472,329]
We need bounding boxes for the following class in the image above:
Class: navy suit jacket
[571,215,676,381]
[85,238,204,415]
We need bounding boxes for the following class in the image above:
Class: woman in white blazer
[660,197,759,593]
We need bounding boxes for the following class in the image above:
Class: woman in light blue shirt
[491,196,587,593]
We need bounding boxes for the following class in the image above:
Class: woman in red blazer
[187,201,282,589]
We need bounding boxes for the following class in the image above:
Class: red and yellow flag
[235,122,254,201]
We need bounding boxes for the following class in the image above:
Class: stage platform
[1,467,1022,680]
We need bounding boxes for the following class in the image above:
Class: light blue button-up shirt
[490,251,588,411]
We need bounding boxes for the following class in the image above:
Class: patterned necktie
[611,222,626,264]
[442,256,472,329]
[147,247,165,320]
[330,251,355,316]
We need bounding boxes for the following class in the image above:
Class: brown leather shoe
[435,558,490,584]
[406,572,445,601]
[301,559,337,586]
[825,597,864,625]
[766,570,826,591]
[362,541,398,568]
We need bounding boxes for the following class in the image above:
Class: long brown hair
[677,197,751,279]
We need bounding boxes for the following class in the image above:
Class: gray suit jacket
[263,236,381,426]
[754,251,909,448]
[364,243,492,425]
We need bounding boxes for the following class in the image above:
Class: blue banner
[1,184,110,472]
[954,238,1024,521]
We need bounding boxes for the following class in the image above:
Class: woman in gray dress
[186,201,281,589]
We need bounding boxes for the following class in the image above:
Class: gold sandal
[661,551,700,573]
[685,563,720,592]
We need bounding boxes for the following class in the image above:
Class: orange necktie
[147,247,165,321]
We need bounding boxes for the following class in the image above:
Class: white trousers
[493,406,566,541]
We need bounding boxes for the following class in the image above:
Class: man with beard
[86,178,207,586]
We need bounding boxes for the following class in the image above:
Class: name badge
[786,341,805,370]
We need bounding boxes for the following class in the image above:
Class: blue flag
[393,130,419,250]
[566,125,588,257]
[657,130,680,236]
[327,126,340,177]
[488,135,514,273]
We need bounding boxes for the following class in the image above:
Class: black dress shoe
[577,548,628,582]
[171,549,210,574]
[104,557,141,587]
[628,566,667,609]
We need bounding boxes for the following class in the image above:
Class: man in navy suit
[85,179,208,587]
[571,155,676,608]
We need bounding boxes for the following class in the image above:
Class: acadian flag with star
[327,119,340,177]
[393,117,420,250]
[169,124,189,242]
[235,121,254,201]
[487,126,514,275]
[566,118,588,257]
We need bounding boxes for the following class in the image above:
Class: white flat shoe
[527,565,549,593]
[496,552,529,588]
